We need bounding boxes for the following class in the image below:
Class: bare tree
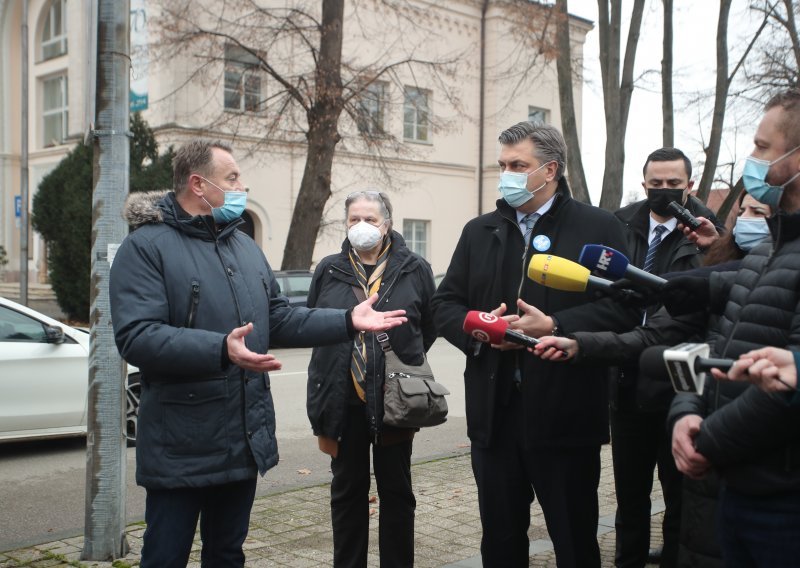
[662,0,674,147]
[153,0,464,269]
[597,0,645,211]
[555,0,590,203]
[742,0,799,102]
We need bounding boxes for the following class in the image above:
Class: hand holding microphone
[712,346,799,393]
[461,309,568,358]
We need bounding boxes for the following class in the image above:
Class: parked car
[274,270,314,308]
[435,273,445,287]
[0,296,140,444]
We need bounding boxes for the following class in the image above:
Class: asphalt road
[0,341,470,552]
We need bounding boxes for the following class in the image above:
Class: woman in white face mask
[701,193,772,267]
[305,190,438,568]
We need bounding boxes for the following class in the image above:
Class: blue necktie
[643,225,667,273]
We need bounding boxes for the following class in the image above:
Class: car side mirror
[44,325,65,344]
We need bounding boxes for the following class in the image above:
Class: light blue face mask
[732,217,771,252]
[498,161,551,208]
[200,176,248,223]
[742,145,800,208]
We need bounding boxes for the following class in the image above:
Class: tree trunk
[782,0,800,73]
[598,0,645,211]
[662,0,674,147]
[281,0,345,269]
[716,179,744,223]
[555,0,590,203]
[696,0,733,203]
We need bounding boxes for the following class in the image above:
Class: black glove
[661,275,710,316]
[593,278,661,308]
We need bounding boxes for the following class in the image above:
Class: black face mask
[646,188,685,217]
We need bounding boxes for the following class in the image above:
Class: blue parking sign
[14,195,21,218]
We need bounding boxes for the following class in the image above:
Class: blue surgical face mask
[742,145,800,208]
[498,161,552,208]
[200,176,248,223]
[732,217,771,252]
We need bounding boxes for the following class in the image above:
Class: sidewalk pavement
[0,445,664,567]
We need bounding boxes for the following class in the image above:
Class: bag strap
[351,285,393,353]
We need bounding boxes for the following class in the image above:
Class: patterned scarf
[348,236,392,402]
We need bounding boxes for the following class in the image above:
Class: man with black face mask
[610,147,725,568]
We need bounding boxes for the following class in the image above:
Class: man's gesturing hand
[352,293,408,332]
[226,323,283,372]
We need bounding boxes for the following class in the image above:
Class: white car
[0,296,140,444]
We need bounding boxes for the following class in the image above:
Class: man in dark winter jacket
[109,139,407,568]
[431,122,639,568]
[667,89,800,567]
[610,147,723,568]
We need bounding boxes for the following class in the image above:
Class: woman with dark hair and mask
[305,190,437,568]
[701,192,772,267]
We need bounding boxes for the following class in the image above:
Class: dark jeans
[330,404,415,568]
[140,478,257,568]
[719,486,800,568]
[611,407,682,568]
[471,394,602,568]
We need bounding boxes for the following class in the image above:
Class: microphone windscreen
[578,244,630,279]
[462,311,508,344]
[638,345,671,382]
[528,254,590,292]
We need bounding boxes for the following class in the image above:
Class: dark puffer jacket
[306,232,437,442]
[110,191,350,489]
[669,211,800,495]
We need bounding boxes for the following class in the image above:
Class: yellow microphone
[528,254,614,293]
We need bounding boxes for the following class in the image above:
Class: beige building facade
[0,0,591,283]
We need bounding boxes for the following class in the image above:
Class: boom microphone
[639,344,734,395]
[462,311,540,348]
[527,254,615,293]
[579,244,668,290]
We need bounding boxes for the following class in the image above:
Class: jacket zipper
[186,280,200,328]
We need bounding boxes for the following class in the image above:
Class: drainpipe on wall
[477,0,489,215]
[20,0,29,304]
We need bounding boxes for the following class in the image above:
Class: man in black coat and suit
[431,122,639,568]
[610,147,723,568]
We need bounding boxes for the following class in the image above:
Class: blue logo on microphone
[532,235,551,251]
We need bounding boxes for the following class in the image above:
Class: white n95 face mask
[348,221,384,251]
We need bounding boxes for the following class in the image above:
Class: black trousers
[471,394,602,568]
[140,477,257,568]
[330,404,415,568]
[611,406,682,568]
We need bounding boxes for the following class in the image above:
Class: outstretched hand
[227,323,283,372]
[532,336,578,361]
[352,293,407,332]
[488,302,522,350]
[511,299,553,338]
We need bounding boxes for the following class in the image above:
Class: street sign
[14,195,21,218]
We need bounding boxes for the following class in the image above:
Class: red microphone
[462,311,541,348]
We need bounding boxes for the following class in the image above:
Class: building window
[224,44,262,113]
[403,219,429,258]
[403,87,430,142]
[43,75,68,146]
[527,106,549,125]
[356,81,386,136]
[41,0,68,60]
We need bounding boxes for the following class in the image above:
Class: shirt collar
[516,194,557,225]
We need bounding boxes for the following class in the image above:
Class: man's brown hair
[765,89,800,151]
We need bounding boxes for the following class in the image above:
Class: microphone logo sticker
[471,330,491,343]
[532,235,551,251]
[478,312,498,324]
[597,249,613,271]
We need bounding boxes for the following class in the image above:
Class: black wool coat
[431,184,640,449]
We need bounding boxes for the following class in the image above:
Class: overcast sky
[566,0,762,205]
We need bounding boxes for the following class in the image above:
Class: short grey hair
[498,122,567,180]
[344,190,393,230]
[173,139,233,194]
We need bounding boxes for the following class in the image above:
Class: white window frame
[403,87,430,143]
[527,106,549,125]
[42,75,68,147]
[403,219,430,259]
[41,0,68,61]
[356,81,387,136]
[224,44,263,113]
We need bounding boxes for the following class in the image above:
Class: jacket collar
[768,210,800,244]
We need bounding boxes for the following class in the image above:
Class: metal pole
[82,0,130,559]
[20,0,29,304]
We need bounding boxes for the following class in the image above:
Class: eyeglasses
[346,190,384,200]
[197,175,249,193]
